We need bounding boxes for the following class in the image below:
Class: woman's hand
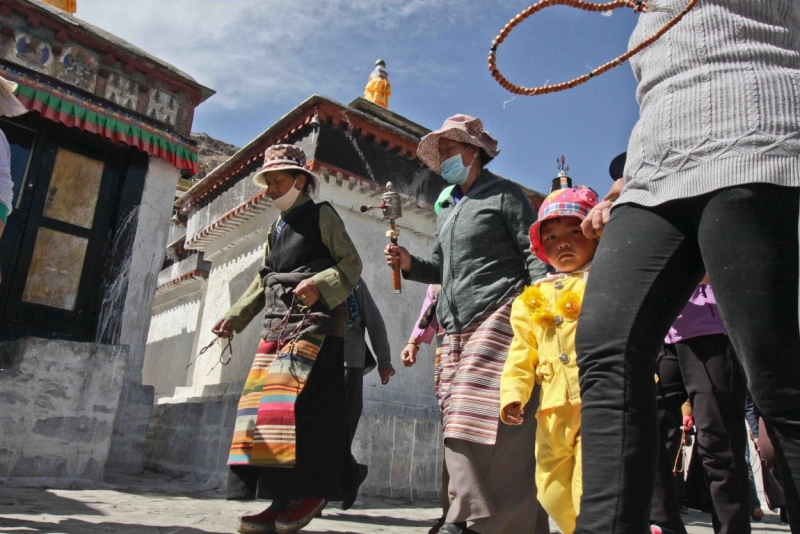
[212,318,234,339]
[401,342,419,367]
[503,402,524,425]
[582,178,625,239]
[294,279,321,307]
[581,200,614,239]
[384,245,411,272]
[379,365,396,385]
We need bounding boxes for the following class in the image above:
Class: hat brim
[253,164,319,189]
[417,129,498,173]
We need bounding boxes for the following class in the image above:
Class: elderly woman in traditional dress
[212,144,362,534]
[385,115,549,534]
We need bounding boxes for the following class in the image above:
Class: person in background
[742,396,764,522]
[385,115,549,534]
[341,277,395,509]
[746,393,788,523]
[649,281,749,534]
[0,76,28,281]
[400,284,447,534]
[400,284,440,368]
[651,342,694,534]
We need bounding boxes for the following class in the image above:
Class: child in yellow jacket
[500,185,600,534]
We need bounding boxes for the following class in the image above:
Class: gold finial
[41,0,77,14]
[364,59,391,109]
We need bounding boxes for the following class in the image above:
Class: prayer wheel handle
[361,183,403,294]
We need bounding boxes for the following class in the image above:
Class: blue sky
[77,0,643,196]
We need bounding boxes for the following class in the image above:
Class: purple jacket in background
[665,284,726,344]
[411,284,439,345]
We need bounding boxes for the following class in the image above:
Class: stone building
[0,0,212,481]
[142,85,546,499]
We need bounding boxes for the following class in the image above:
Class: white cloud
[75,0,506,111]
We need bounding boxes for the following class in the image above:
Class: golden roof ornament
[41,0,77,14]
[364,59,392,109]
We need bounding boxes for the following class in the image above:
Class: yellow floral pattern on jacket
[500,272,587,419]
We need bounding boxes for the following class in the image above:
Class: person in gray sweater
[577,2,800,532]
[385,114,549,534]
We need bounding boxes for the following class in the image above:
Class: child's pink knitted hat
[529,186,599,264]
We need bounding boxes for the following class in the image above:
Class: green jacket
[223,195,362,333]
[404,169,546,334]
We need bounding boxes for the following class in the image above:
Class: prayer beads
[488,0,697,96]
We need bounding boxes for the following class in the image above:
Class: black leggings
[575,184,800,533]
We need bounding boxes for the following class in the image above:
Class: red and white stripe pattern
[438,299,516,445]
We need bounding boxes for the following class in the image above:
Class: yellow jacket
[500,271,588,422]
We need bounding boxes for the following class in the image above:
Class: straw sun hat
[417,114,500,174]
[0,76,28,118]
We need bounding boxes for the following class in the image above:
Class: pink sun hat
[417,115,500,173]
[529,186,599,264]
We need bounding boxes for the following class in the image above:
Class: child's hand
[682,415,694,431]
[503,402,524,425]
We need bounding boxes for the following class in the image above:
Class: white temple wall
[105,156,182,476]
[143,282,207,399]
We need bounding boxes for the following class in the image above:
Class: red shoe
[274,498,327,533]
[237,501,287,533]
[650,527,663,534]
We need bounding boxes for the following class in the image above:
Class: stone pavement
[0,473,790,534]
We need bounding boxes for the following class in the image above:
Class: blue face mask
[440,150,474,185]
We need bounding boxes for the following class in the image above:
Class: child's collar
[533,261,592,286]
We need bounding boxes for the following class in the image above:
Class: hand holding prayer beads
[488,0,697,96]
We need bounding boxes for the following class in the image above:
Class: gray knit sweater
[620,0,800,207]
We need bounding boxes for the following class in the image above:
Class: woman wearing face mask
[384,115,549,534]
[212,144,363,534]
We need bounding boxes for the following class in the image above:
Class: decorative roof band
[1,63,199,174]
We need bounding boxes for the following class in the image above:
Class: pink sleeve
[410,285,437,345]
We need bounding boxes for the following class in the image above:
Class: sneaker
[751,507,764,521]
[237,500,287,533]
[274,498,327,533]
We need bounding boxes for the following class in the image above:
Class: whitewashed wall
[143,283,206,398]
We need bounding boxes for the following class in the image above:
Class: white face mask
[272,179,301,212]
